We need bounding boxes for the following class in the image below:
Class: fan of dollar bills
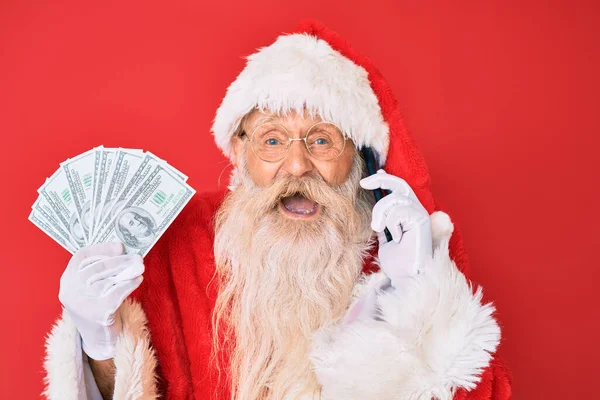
[29,147,196,256]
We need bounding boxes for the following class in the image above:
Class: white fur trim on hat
[212,33,390,164]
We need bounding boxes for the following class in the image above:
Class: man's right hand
[59,242,145,360]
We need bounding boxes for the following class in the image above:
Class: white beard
[212,155,373,400]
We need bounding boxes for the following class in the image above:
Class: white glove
[345,170,432,323]
[58,242,145,360]
[360,169,433,285]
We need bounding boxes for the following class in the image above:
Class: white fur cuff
[43,300,158,400]
[310,212,501,400]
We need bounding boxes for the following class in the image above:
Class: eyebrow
[252,114,279,127]
[241,113,279,135]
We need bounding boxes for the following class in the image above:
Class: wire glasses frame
[245,121,348,163]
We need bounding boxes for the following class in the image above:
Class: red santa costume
[42,20,512,400]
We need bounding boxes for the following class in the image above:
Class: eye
[314,138,328,145]
[266,138,280,146]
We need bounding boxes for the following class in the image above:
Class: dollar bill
[91,148,145,241]
[61,146,102,244]
[37,168,88,248]
[29,209,77,254]
[95,163,195,256]
[32,196,80,251]
[31,147,195,256]
[145,151,188,182]
[90,147,119,238]
[92,151,186,241]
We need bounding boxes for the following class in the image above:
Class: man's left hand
[360,170,433,288]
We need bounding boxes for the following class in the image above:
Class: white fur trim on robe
[43,299,159,400]
[309,211,501,400]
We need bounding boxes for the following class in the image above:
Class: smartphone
[361,147,393,242]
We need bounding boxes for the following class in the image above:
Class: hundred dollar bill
[61,146,102,244]
[90,147,118,237]
[92,151,186,241]
[32,196,80,250]
[95,163,195,256]
[29,209,77,254]
[37,168,88,248]
[145,151,188,182]
[91,148,145,241]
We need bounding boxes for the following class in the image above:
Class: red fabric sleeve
[454,356,513,400]
[129,191,226,399]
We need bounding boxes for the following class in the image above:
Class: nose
[281,140,314,178]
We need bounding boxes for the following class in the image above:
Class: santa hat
[211,20,469,273]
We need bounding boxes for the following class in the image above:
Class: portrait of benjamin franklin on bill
[114,206,157,249]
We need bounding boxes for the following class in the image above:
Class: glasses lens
[306,123,346,160]
[251,123,290,162]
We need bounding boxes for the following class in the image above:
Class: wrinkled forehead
[241,108,326,133]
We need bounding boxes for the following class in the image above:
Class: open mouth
[279,193,319,218]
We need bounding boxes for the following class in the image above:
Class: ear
[231,134,245,168]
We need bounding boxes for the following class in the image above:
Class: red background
[1,1,598,398]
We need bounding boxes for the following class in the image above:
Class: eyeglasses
[245,121,348,163]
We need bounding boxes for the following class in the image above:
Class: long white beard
[213,156,373,400]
